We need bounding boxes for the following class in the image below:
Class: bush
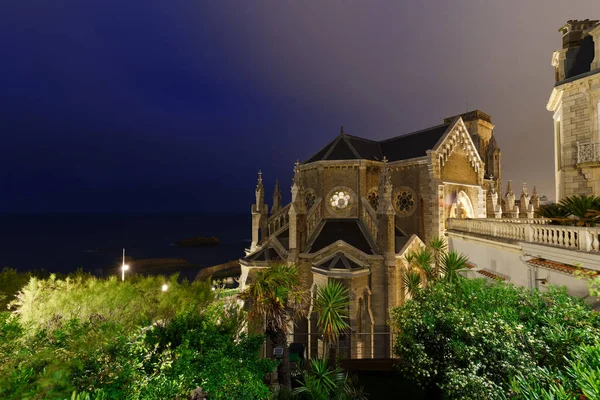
[0,274,276,399]
[390,279,600,399]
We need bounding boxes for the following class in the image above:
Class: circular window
[394,187,416,217]
[367,189,379,210]
[330,190,351,210]
[305,191,316,210]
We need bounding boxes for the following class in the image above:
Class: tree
[241,264,308,391]
[314,280,350,359]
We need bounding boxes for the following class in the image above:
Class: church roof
[314,253,365,270]
[306,219,377,254]
[304,124,450,163]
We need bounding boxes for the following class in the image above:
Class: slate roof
[314,253,365,271]
[276,228,290,251]
[306,219,376,254]
[242,246,283,263]
[304,124,451,164]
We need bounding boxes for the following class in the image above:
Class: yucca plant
[403,269,422,298]
[293,358,369,400]
[314,280,350,359]
[440,251,470,283]
[429,237,447,280]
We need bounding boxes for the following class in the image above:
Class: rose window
[367,190,379,210]
[395,190,415,215]
[305,191,316,210]
[330,191,351,210]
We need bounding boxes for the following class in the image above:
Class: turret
[251,171,268,251]
[288,161,307,258]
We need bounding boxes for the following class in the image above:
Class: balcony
[577,142,600,164]
[447,218,600,253]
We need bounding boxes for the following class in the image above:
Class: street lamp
[161,284,169,292]
[121,248,129,281]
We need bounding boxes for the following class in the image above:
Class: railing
[360,197,378,240]
[577,142,600,164]
[448,218,600,252]
[306,198,323,240]
[267,203,291,236]
[264,332,397,361]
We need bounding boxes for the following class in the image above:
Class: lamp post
[121,248,129,281]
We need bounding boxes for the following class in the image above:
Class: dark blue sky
[0,1,596,213]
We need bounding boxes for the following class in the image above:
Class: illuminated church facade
[239,110,502,358]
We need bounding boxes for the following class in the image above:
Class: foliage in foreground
[391,278,600,399]
[292,359,368,400]
[0,274,276,399]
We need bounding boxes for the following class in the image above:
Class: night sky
[0,1,597,213]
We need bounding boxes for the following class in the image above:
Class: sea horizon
[0,213,250,280]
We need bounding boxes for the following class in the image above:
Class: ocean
[0,213,250,280]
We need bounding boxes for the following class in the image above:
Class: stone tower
[547,19,600,199]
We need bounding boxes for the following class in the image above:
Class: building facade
[240,111,501,358]
[548,19,600,200]
[447,19,600,311]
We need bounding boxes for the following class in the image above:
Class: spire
[256,170,264,191]
[272,179,282,214]
[340,125,344,135]
[255,170,265,211]
[291,160,305,208]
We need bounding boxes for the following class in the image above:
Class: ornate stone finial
[377,157,394,215]
[530,185,540,211]
[256,170,264,191]
[521,182,528,196]
[506,180,513,196]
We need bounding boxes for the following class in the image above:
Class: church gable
[434,118,483,185]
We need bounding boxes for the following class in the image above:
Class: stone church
[240,110,501,358]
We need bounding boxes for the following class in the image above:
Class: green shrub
[390,279,600,399]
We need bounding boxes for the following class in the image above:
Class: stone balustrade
[267,203,291,235]
[306,198,323,240]
[577,142,600,164]
[360,197,378,239]
[448,218,600,253]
